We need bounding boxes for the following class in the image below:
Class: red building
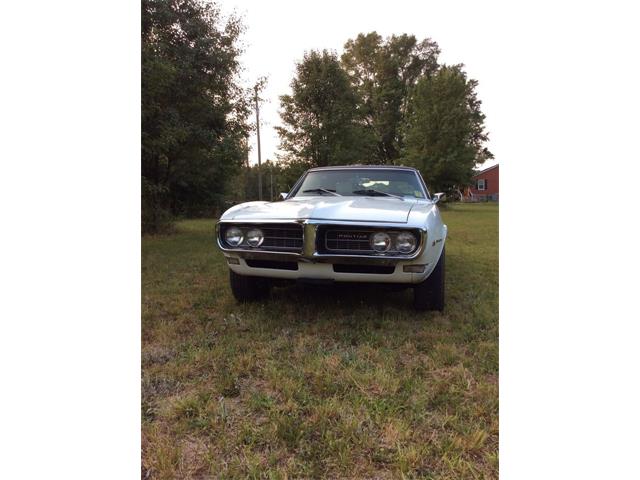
[466,164,499,202]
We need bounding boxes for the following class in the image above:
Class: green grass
[142,203,498,479]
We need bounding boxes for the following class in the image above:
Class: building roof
[471,164,499,177]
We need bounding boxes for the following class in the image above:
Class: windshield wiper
[302,188,341,196]
[352,189,403,200]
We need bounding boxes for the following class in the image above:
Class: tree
[341,32,440,164]
[225,160,304,204]
[276,50,375,168]
[142,0,249,232]
[402,65,493,192]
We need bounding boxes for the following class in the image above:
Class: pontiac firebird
[216,165,447,310]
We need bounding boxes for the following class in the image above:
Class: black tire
[413,246,445,311]
[229,270,270,302]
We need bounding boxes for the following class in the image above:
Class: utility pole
[244,149,250,202]
[270,164,273,201]
[254,84,263,201]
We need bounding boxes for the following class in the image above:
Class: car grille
[333,264,395,274]
[220,223,303,253]
[325,229,375,253]
[246,259,299,270]
[260,225,303,251]
[319,227,420,256]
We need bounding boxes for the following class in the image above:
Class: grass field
[142,203,498,479]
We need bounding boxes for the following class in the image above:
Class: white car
[216,165,447,310]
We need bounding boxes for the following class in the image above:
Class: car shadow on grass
[227,281,448,350]
[267,282,415,313]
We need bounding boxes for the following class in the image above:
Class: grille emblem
[336,232,369,241]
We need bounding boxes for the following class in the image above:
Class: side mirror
[279,192,288,200]
[433,192,445,203]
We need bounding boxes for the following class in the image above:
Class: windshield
[291,169,427,199]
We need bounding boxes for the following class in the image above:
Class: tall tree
[276,50,375,168]
[341,32,440,164]
[402,65,493,192]
[142,0,249,232]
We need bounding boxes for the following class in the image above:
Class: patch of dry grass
[142,203,498,479]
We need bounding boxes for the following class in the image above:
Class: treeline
[224,161,305,205]
[142,0,492,233]
[277,36,492,192]
[142,0,249,233]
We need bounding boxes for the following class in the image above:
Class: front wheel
[413,246,445,311]
[229,270,270,302]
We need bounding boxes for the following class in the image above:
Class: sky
[220,0,503,169]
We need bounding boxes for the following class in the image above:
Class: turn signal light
[403,265,426,273]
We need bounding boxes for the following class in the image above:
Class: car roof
[307,165,419,172]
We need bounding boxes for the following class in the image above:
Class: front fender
[407,203,447,282]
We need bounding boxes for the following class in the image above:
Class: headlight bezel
[369,230,419,255]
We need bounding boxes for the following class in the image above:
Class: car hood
[223,196,419,224]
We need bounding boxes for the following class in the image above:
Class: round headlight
[396,232,417,253]
[371,232,391,252]
[225,226,243,246]
[246,228,264,247]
